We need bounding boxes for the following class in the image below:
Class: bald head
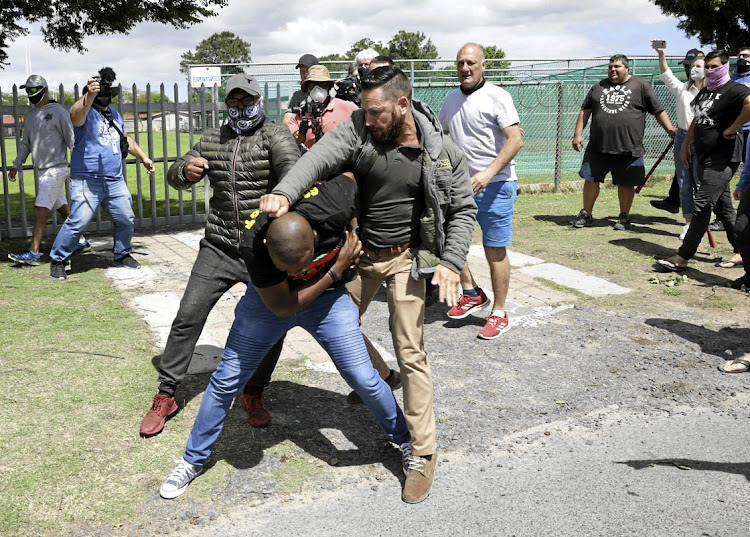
[458,43,485,62]
[456,43,486,91]
[266,213,315,275]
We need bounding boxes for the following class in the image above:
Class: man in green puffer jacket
[260,66,476,504]
[139,74,300,437]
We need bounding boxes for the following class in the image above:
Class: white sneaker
[160,458,201,499]
[679,223,690,241]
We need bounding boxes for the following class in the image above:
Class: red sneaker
[478,313,510,340]
[140,393,178,437]
[241,392,271,427]
[446,289,491,319]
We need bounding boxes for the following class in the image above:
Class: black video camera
[292,97,325,142]
[93,66,117,95]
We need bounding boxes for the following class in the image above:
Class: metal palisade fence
[2,56,691,239]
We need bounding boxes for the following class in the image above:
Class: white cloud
[0,0,696,92]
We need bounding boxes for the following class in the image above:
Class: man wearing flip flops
[658,50,750,273]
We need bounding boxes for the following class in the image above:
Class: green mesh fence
[415,82,679,183]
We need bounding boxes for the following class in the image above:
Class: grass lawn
[512,176,749,317]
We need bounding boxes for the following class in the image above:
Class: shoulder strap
[98,108,126,140]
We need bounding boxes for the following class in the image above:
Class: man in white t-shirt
[438,43,523,340]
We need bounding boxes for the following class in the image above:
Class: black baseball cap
[679,48,704,65]
[296,54,319,69]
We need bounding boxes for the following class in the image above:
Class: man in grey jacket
[8,75,84,265]
[261,66,476,503]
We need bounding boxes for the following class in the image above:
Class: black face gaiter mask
[737,59,750,74]
[28,89,45,105]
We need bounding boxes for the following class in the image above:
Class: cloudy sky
[1,0,706,91]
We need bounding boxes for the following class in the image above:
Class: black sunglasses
[226,96,257,107]
[25,86,44,94]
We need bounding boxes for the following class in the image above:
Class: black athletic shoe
[613,212,632,231]
[50,261,67,280]
[113,254,141,269]
[709,220,725,232]
[571,209,594,228]
[650,199,679,214]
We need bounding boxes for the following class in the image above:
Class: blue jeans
[50,178,135,262]
[183,285,410,466]
[674,128,700,218]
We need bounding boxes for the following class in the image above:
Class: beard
[370,108,405,144]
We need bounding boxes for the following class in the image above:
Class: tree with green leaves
[387,31,438,60]
[179,32,252,79]
[347,38,389,59]
[0,0,227,68]
[483,46,510,74]
[649,0,750,51]
[387,31,439,73]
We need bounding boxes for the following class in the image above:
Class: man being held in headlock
[159,173,411,500]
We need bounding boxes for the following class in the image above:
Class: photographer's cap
[20,74,47,90]
[679,48,703,65]
[302,65,334,91]
[225,74,261,98]
[296,54,319,69]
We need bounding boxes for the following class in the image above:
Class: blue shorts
[579,150,645,186]
[475,180,517,247]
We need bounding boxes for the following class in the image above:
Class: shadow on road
[644,318,749,359]
[616,458,750,481]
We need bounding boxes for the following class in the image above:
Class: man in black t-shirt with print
[571,54,676,230]
[159,173,412,500]
[658,49,750,272]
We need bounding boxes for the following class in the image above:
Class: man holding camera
[282,54,319,125]
[139,74,300,437]
[288,65,358,149]
[48,67,154,280]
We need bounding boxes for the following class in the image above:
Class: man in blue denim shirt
[48,67,154,280]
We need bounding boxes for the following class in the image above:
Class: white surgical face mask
[309,85,329,103]
[691,67,705,81]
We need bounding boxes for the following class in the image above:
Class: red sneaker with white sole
[446,289,491,319]
[478,313,510,340]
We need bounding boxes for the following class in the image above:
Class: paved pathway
[93,228,627,374]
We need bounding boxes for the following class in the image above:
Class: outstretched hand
[431,264,461,307]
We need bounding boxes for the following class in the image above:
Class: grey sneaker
[399,442,412,476]
[346,369,402,405]
[160,458,201,499]
[571,209,594,228]
[113,254,141,269]
[50,261,67,280]
[613,212,631,230]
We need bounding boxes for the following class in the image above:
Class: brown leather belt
[362,240,417,256]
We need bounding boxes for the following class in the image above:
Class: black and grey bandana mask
[227,101,264,134]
